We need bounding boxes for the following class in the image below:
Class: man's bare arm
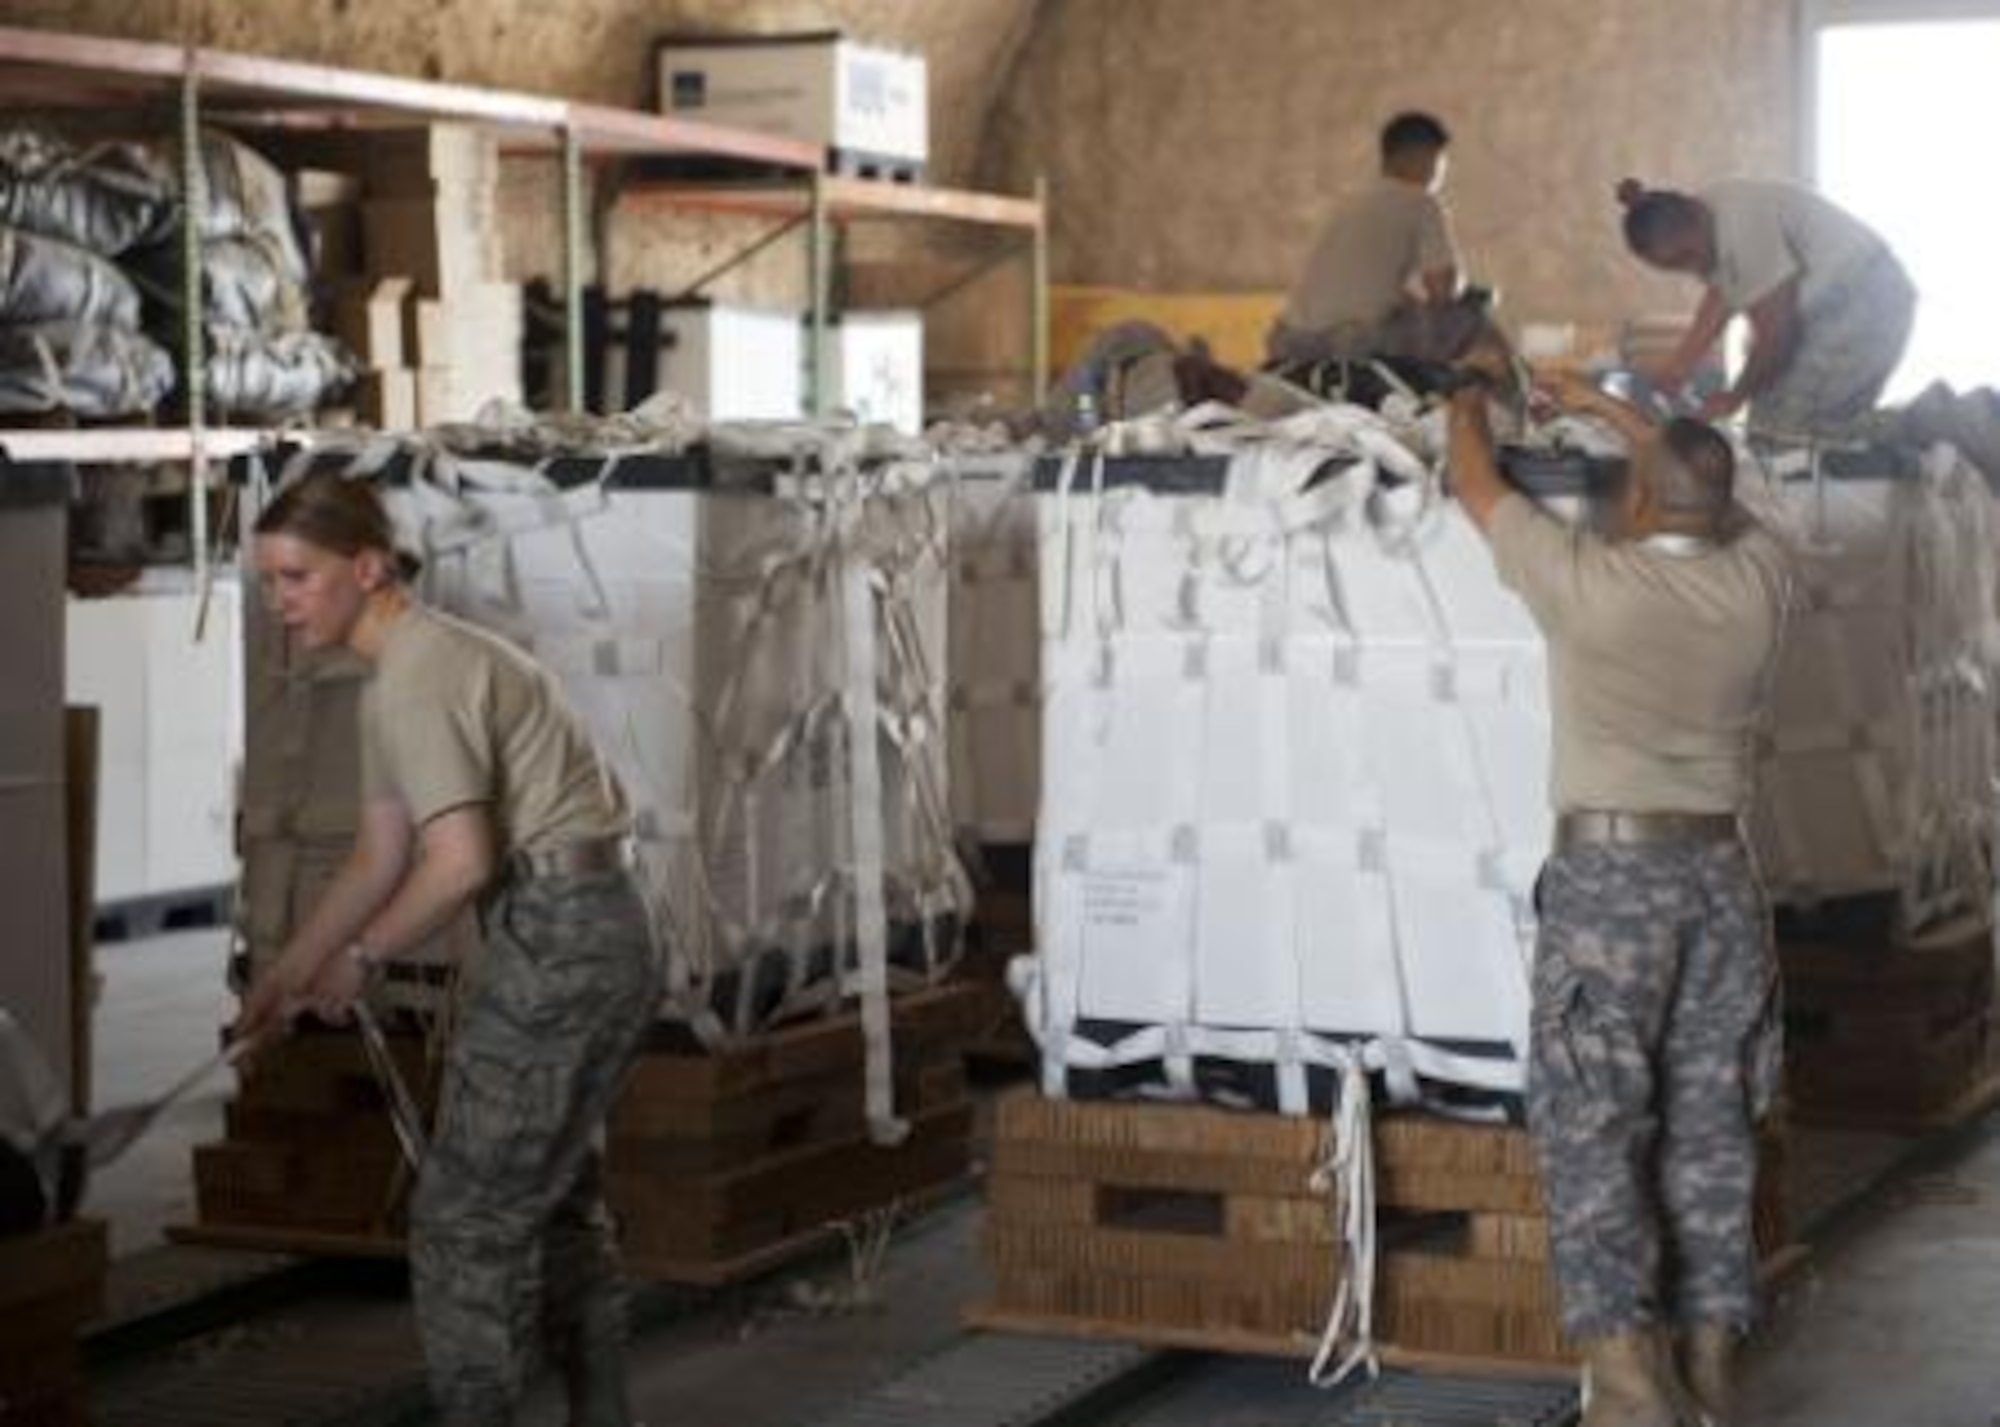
[1708,277,1802,418]
[1659,286,1729,391]
[1449,387,1512,534]
[1536,368,1659,446]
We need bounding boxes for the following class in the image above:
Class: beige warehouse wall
[981,0,1802,332]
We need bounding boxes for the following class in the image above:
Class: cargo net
[1013,402,1549,1123]
[242,410,970,1054]
[1744,439,1997,935]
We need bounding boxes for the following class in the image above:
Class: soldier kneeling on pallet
[237,473,663,1427]
[1446,361,1791,1426]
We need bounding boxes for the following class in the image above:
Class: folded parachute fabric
[192,130,310,284]
[0,223,145,330]
[1890,381,2000,489]
[0,321,173,417]
[205,327,356,420]
[203,233,312,333]
[0,128,177,257]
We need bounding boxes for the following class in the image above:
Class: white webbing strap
[1308,1053,1379,1387]
[837,493,910,1146]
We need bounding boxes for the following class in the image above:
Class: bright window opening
[1815,14,2000,396]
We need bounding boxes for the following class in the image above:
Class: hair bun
[1615,178,1646,208]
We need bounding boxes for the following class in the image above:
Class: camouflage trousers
[1268,291,1493,367]
[1751,250,1916,438]
[410,866,662,1427]
[1525,837,1782,1341]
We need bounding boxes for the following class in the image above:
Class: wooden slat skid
[0,1219,107,1427]
[1781,920,1998,1129]
[190,1023,424,1235]
[993,1091,1543,1213]
[188,988,984,1279]
[988,1221,1340,1293]
[617,1104,973,1272]
[614,981,989,1109]
[981,1090,1794,1369]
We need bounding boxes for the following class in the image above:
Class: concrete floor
[86,928,233,1258]
[81,929,2000,1425]
[1740,1137,2000,1426]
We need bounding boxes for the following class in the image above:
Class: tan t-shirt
[360,603,629,855]
[1701,179,1888,317]
[1488,495,1790,815]
[1281,179,1459,333]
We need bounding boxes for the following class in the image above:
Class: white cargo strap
[1309,1054,1380,1387]
[834,480,908,1146]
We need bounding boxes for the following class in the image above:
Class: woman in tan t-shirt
[237,472,661,1427]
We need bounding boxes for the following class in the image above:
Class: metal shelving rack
[609,171,1050,416]
[0,23,1051,453]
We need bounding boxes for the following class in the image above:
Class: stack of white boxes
[359,126,523,426]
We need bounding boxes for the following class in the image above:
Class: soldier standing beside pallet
[235,472,663,1427]
[1445,365,1791,1427]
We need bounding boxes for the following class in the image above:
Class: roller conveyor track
[81,1207,1578,1427]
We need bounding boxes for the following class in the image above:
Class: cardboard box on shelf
[362,124,501,198]
[362,200,502,298]
[656,36,929,170]
[406,284,523,368]
[330,278,412,369]
[415,367,457,427]
[293,169,365,281]
[356,368,417,430]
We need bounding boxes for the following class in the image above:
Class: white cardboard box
[658,35,928,168]
[603,302,803,421]
[831,310,923,435]
[66,581,243,906]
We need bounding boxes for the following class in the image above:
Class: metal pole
[561,124,585,412]
[1029,172,1050,402]
[589,158,621,319]
[808,168,830,418]
[179,58,209,585]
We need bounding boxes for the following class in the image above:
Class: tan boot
[1580,1331,1700,1427]
[1679,1323,1737,1425]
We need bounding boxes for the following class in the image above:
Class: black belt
[1555,811,1740,851]
[507,835,635,883]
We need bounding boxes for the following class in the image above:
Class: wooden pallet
[608,981,986,1280]
[975,1090,1792,1370]
[1782,918,1997,1131]
[182,982,988,1284]
[0,1219,107,1427]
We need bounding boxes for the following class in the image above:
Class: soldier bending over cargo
[1446,367,1791,1427]
[1616,177,1916,439]
[236,473,662,1427]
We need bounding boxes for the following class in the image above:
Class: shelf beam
[0,429,272,466]
[621,175,1045,231]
